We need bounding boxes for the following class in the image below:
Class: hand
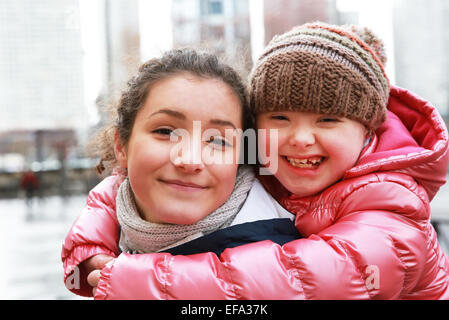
[87,269,102,296]
[83,254,114,296]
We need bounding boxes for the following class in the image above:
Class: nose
[172,139,205,173]
[175,158,205,173]
[288,126,315,149]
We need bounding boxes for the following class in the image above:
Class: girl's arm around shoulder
[61,174,124,297]
[92,176,432,300]
[94,242,309,300]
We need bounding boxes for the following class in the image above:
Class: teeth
[286,156,323,168]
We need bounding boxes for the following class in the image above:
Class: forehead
[257,110,366,127]
[141,74,243,125]
[257,110,325,118]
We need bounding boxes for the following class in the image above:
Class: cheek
[127,142,171,176]
[211,164,238,197]
[257,127,282,159]
[233,138,242,160]
[325,133,365,169]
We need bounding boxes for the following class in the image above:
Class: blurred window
[201,0,223,15]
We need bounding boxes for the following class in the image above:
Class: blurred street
[0,193,89,300]
[0,178,448,300]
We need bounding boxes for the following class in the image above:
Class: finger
[92,286,97,297]
[94,255,114,269]
[84,254,114,273]
[87,269,101,288]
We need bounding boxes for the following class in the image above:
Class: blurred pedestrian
[20,169,39,209]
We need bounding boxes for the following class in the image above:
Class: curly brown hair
[90,48,252,176]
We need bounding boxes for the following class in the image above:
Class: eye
[270,114,289,121]
[208,136,232,148]
[152,128,173,135]
[318,117,340,123]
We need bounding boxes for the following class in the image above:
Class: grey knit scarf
[116,166,255,253]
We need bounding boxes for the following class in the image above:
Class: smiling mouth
[160,179,208,191]
[285,156,325,169]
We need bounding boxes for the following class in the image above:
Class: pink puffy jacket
[62,86,449,299]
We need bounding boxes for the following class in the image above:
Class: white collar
[231,179,295,226]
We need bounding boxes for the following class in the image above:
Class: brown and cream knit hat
[249,22,390,131]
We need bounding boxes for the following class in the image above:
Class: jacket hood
[345,85,449,201]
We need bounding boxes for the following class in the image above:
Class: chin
[284,184,318,197]
[163,207,210,225]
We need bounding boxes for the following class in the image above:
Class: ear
[114,130,128,168]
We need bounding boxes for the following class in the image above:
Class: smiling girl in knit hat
[62,23,449,300]
[253,22,449,299]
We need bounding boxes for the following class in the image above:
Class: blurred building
[94,0,142,127]
[263,0,339,44]
[0,130,75,168]
[0,1,102,197]
[0,0,85,132]
[103,0,141,98]
[0,0,85,172]
[172,0,252,73]
[392,0,449,119]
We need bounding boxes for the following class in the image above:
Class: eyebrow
[149,109,186,120]
[209,119,237,130]
[149,108,237,129]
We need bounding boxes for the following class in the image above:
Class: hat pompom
[345,25,387,67]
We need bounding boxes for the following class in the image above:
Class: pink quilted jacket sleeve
[61,175,122,297]
[92,179,435,300]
